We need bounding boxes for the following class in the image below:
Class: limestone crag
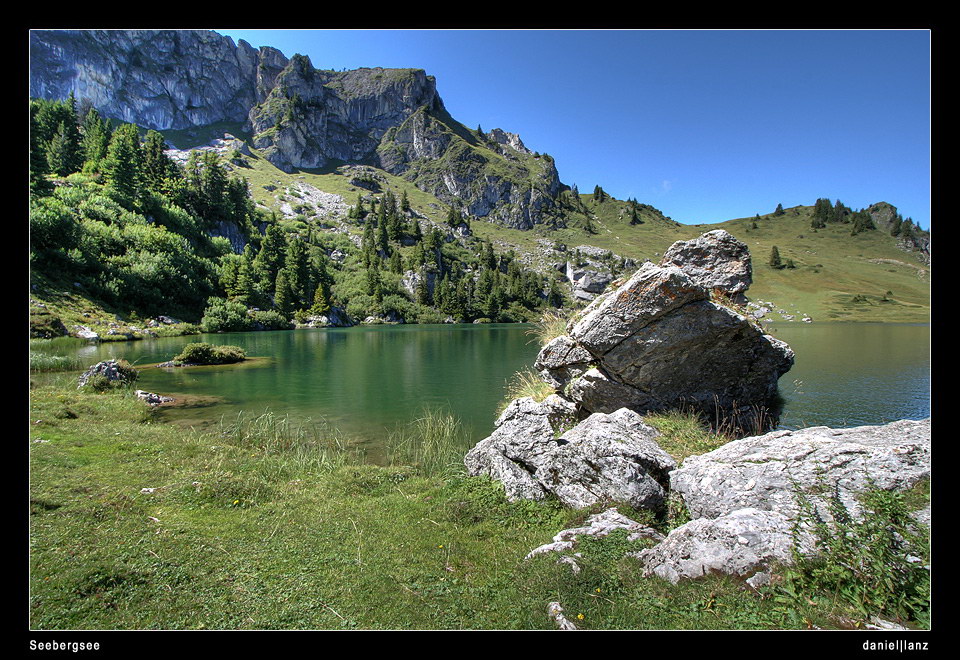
[535,231,794,430]
[464,399,676,510]
[31,29,564,231]
[30,30,273,130]
[669,418,931,523]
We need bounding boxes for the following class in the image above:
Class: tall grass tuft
[526,308,571,348]
[217,410,352,473]
[498,367,555,415]
[644,408,732,463]
[386,408,470,479]
[29,351,86,373]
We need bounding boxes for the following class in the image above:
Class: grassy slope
[31,379,855,631]
[223,143,931,324]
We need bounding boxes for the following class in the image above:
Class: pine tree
[285,239,310,308]
[29,102,52,195]
[44,93,83,176]
[253,225,288,289]
[142,130,177,193]
[774,203,785,216]
[769,246,783,269]
[103,123,144,204]
[274,268,294,318]
[400,189,410,213]
[80,106,110,172]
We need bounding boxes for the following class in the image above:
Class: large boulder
[670,418,931,523]
[658,229,752,300]
[464,402,676,510]
[536,244,794,431]
[635,417,931,584]
[77,360,138,389]
[634,508,800,584]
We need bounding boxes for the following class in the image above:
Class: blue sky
[216,29,931,230]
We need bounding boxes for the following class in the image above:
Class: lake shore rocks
[464,229,928,589]
[535,230,794,433]
[631,417,931,584]
[670,418,931,523]
[77,360,138,389]
[464,401,675,510]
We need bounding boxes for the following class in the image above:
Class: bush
[777,483,930,625]
[173,342,246,365]
[249,310,292,331]
[200,297,251,333]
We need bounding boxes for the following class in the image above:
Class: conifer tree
[79,107,111,172]
[274,268,294,318]
[285,239,310,308]
[103,123,144,204]
[769,246,783,269]
[774,203,785,216]
[253,224,288,289]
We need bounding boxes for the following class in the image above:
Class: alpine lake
[36,322,931,462]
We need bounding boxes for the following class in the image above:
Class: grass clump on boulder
[172,342,246,365]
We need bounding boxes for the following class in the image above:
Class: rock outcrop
[464,399,675,510]
[77,360,138,389]
[467,230,794,514]
[31,29,565,231]
[633,417,931,584]
[635,507,806,585]
[536,231,793,432]
[669,418,931,523]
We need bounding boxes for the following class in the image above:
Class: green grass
[29,380,928,630]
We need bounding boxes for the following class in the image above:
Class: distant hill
[29,29,929,336]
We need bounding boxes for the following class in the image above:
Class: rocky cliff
[30,28,564,230]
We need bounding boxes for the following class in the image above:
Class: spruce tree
[274,268,294,318]
[774,203,785,216]
[769,246,783,269]
[103,123,144,204]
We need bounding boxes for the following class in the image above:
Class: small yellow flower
[577,613,584,620]
[233,500,239,505]
[438,544,444,549]
[596,588,601,593]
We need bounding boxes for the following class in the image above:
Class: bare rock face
[536,238,794,431]
[670,418,931,523]
[464,402,675,510]
[634,508,799,584]
[658,229,752,300]
[635,417,931,584]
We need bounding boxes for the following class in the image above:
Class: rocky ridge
[30,28,565,231]
[465,229,930,588]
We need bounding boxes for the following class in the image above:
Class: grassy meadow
[28,373,929,632]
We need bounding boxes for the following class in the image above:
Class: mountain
[30,29,564,231]
[28,29,930,336]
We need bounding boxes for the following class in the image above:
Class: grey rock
[670,418,931,523]
[526,508,665,561]
[77,360,137,389]
[635,508,799,584]
[135,390,174,406]
[658,230,752,298]
[535,236,795,431]
[298,306,354,328]
[74,325,99,341]
[465,404,675,510]
[533,335,593,390]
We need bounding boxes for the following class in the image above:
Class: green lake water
[36,322,930,455]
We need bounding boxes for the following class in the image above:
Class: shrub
[249,310,293,330]
[777,483,930,626]
[173,342,246,365]
[200,297,251,333]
